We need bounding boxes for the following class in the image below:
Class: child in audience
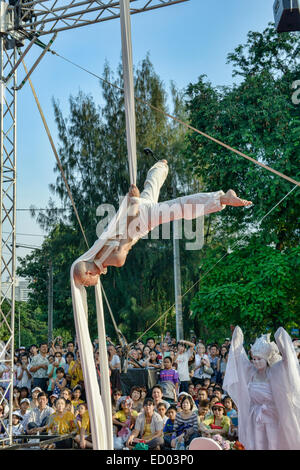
[163,405,177,449]
[157,402,168,426]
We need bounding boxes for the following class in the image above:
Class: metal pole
[18,307,20,349]
[48,260,53,344]
[173,183,183,340]
[0,31,17,447]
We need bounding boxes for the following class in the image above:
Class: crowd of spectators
[1,332,299,450]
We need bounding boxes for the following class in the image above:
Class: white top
[109,355,121,370]
[176,349,194,382]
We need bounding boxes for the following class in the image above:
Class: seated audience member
[187,384,195,398]
[171,396,199,450]
[29,387,42,410]
[207,385,215,399]
[74,403,93,449]
[194,387,209,407]
[52,367,67,396]
[152,385,170,412]
[49,393,58,410]
[200,402,231,438]
[12,386,21,411]
[19,386,30,401]
[126,398,164,450]
[223,396,238,419]
[113,397,138,450]
[111,388,122,415]
[19,398,31,431]
[0,411,24,439]
[26,391,55,435]
[163,405,177,449]
[71,385,84,413]
[46,397,77,449]
[202,378,211,389]
[176,392,198,414]
[64,352,75,384]
[130,387,143,413]
[68,352,84,390]
[159,357,179,403]
[197,399,211,430]
[139,386,147,403]
[212,386,223,401]
[156,402,168,426]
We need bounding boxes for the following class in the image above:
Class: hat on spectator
[32,387,42,393]
[20,398,30,405]
[12,410,23,420]
[212,402,225,409]
[50,393,59,399]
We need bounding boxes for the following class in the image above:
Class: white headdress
[251,333,281,366]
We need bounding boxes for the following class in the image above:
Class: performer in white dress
[223,326,300,450]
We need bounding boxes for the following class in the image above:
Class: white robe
[223,326,300,450]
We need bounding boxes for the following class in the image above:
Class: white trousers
[135,161,225,239]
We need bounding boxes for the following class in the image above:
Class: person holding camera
[192,343,212,386]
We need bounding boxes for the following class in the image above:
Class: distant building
[1,277,31,302]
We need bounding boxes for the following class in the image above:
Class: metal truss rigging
[8,0,189,37]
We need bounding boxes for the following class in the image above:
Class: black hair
[56,367,65,376]
[167,405,177,413]
[143,397,154,406]
[163,356,173,364]
[66,352,74,359]
[180,395,194,409]
[55,396,67,406]
[39,342,48,349]
[151,384,163,394]
[37,391,48,399]
[157,402,167,410]
[147,337,155,343]
[198,399,210,408]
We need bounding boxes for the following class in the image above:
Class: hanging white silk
[70,0,138,450]
[120,0,137,186]
[70,196,129,450]
[223,326,300,450]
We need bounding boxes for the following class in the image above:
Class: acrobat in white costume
[223,326,300,450]
[70,161,251,449]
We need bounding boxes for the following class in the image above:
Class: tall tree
[185,25,300,338]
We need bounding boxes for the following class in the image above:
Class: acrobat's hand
[129,184,140,198]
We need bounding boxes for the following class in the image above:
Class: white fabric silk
[223,326,300,450]
[120,0,137,186]
[70,196,130,449]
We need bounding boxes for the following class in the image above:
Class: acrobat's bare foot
[220,189,252,207]
[160,159,168,165]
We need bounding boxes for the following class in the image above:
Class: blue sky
[15,0,275,260]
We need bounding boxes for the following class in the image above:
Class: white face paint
[252,356,267,371]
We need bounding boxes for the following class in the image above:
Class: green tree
[185,25,300,339]
[190,242,300,344]
[185,24,300,250]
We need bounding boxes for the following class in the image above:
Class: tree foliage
[186,25,300,339]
